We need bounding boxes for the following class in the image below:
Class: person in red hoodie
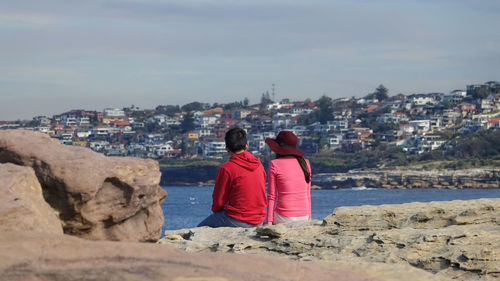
[198,127,267,227]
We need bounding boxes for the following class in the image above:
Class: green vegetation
[309,129,500,171]
[365,84,389,101]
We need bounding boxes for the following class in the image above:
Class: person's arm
[211,167,231,213]
[266,161,277,224]
[307,160,312,219]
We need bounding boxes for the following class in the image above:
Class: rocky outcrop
[0,163,63,234]
[161,164,218,186]
[0,130,167,242]
[0,231,385,281]
[313,168,500,189]
[161,198,500,281]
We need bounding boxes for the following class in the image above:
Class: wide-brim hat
[265,131,304,157]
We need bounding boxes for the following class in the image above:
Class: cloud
[0,0,499,120]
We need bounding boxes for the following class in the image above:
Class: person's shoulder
[218,160,234,171]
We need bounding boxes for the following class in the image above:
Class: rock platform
[314,169,500,189]
[161,199,500,281]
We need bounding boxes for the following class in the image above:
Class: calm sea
[161,186,500,232]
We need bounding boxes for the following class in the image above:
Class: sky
[1,0,499,120]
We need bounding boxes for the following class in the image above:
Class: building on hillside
[376,112,409,124]
[232,109,252,119]
[213,118,239,138]
[409,120,431,132]
[455,102,476,117]
[443,90,466,103]
[102,108,126,124]
[200,141,226,158]
[186,131,199,140]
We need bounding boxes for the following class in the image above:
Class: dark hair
[276,154,311,183]
[225,127,247,153]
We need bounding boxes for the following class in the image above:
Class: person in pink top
[265,131,311,225]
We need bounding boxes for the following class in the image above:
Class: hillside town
[1,81,500,160]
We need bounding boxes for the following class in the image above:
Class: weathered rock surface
[0,163,63,234]
[0,130,167,242]
[0,231,384,281]
[161,199,500,281]
[314,168,500,189]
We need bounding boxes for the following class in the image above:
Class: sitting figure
[198,127,267,227]
[265,131,311,225]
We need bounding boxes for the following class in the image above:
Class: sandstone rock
[160,199,500,281]
[0,163,63,234]
[0,231,383,281]
[322,198,499,230]
[0,130,166,242]
[314,168,500,189]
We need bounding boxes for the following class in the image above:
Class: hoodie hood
[229,151,262,171]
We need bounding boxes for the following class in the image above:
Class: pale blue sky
[1,0,499,120]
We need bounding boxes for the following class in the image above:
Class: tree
[260,91,272,106]
[375,84,389,101]
[181,112,195,133]
[156,105,180,116]
[316,95,333,124]
[365,84,389,101]
[181,102,206,112]
[243,97,249,107]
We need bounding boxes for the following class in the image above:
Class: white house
[267,101,293,110]
[377,113,409,124]
[154,143,174,157]
[399,124,415,135]
[76,130,92,139]
[198,115,219,128]
[409,94,437,106]
[443,90,466,103]
[416,133,445,153]
[201,141,226,157]
[328,134,343,147]
[327,119,349,130]
[292,108,313,115]
[103,108,125,117]
[409,120,430,132]
[232,109,251,119]
[196,128,213,137]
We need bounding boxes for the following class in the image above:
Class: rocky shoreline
[161,199,500,281]
[314,168,500,189]
[1,130,499,281]
[160,164,500,189]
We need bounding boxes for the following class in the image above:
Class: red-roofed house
[488,117,500,129]
[455,102,476,117]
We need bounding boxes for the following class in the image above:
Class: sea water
[161,186,500,232]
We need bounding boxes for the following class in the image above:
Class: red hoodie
[211,151,267,224]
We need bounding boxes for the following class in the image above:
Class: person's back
[267,156,311,220]
[265,131,311,225]
[198,127,267,227]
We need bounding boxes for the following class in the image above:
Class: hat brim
[265,138,304,157]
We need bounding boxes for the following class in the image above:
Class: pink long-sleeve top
[266,157,311,223]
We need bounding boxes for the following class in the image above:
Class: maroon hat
[265,131,304,156]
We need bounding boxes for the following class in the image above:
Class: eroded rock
[0,130,166,242]
[0,163,63,234]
